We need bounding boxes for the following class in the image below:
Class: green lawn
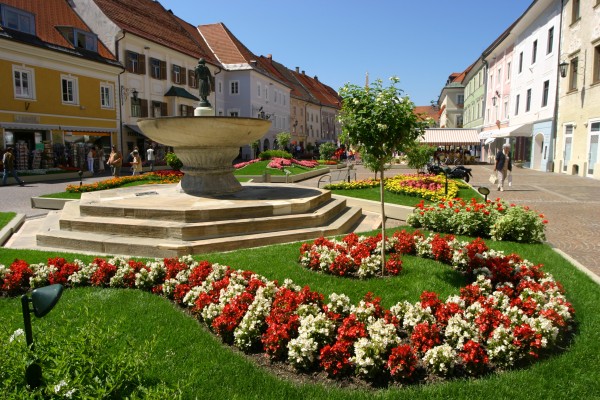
[234,160,328,176]
[0,212,16,229]
[332,186,482,207]
[1,229,598,399]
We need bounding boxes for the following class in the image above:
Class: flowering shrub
[408,198,547,243]
[299,233,403,279]
[65,170,183,193]
[326,173,466,201]
[234,157,319,171]
[0,230,575,386]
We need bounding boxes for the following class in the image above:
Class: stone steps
[35,183,365,258]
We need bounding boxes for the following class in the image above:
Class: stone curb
[31,197,75,210]
[0,213,26,246]
[550,246,600,286]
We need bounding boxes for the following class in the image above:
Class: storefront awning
[490,124,533,138]
[484,137,495,145]
[0,122,60,130]
[478,130,494,140]
[420,129,480,145]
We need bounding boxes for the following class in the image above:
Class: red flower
[320,340,354,377]
[1,260,33,295]
[411,322,441,354]
[458,340,489,375]
[387,344,418,380]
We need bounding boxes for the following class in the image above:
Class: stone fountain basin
[136,116,271,147]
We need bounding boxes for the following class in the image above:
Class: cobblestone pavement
[2,164,599,280]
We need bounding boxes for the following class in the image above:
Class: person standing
[107,145,123,177]
[494,143,512,191]
[97,146,105,175]
[87,146,96,174]
[131,150,142,175]
[2,147,25,186]
[146,146,155,172]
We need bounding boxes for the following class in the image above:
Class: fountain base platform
[36,182,364,258]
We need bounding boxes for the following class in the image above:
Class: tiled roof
[0,0,116,62]
[169,14,220,66]
[93,0,214,62]
[414,106,441,124]
[198,23,256,66]
[258,58,314,102]
[292,70,341,109]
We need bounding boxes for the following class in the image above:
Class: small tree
[276,132,291,151]
[318,142,336,161]
[404,142,436,172]
[359,148,392,179]
[339,77,428,272]
[251,140,260,159]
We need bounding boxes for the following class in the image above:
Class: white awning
[61,126,117,133]
[478,130,494,140]
[484,137,495,145]
[420,129,480,145]
[491,124,532,138]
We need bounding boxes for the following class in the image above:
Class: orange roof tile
[1,0,116,61]
[92,0,214,62]
[198,23,256,66]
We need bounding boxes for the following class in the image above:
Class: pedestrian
[494,143,512,192]
[2,147,25,186]
[107,145,123,177]
[87,146,96,174]
[97,146,105,174]
[146,146,155,172]
[131,150,142,176]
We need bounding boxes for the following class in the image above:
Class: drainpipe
[550,0,565,172]
[115,30,126,151]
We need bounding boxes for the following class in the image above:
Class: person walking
[97,146,105,175]
[146,146,155,172]
[107,145,123,177]
[2,147,25,186]
[131,150,142,176]
[494,143,512,191]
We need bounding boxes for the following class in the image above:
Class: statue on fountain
[195,58,213,108]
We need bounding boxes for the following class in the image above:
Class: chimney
[295,67,300,73]
[302,70,305,75]
[314,76,318,81]
[267,54,272,61]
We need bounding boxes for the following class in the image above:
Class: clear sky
[159,0,532,106]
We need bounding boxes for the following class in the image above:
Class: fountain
[34,59,364,257]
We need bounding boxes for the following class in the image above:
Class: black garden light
[443,166,451,196]
[78,169,83,186]
[21,284,64,388]
[478,186,491,202]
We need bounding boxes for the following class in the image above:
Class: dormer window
[57,27,98,52]
[0,4,36,35]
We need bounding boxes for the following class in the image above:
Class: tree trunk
[379,164,386,275]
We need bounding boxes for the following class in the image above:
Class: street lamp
[478,186,491,202]
[21,284,64,388]
[558,61,569,78]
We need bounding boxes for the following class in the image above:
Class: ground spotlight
[21,284,64,388]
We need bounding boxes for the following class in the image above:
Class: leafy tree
[339,77,429,271]
[318,142,336,161]
[275,132,291,151]
[404,142,436,172]
[164,152,182,171]
[359,148,392,179]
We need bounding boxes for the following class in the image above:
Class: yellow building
[555,0,600,178]
[0,0,121,171]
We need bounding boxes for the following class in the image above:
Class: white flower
[9,328,24,343]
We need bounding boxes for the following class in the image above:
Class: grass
[1,228,599,399]
[234,160,327,176]
[0,212,16,229]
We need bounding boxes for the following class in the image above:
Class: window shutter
[187,105,194,115]
[139,54,146,75]
[172,66,177,82]
[161,102,168,116]
[188,70,195,88]
[140,99,148,117]
[126,51,134,72]
[181,67,187,85]
[160,61,167,80]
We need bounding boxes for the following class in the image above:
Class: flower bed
[65,170,182,193]
[407,198,548,243]
[326,174,467,201]
[0,231,574,386]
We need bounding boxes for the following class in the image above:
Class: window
[518,52,523,73]
[125,51,145,74]
[188,70,197,88]
[265,88,268,101]
[13,66,33,99]
[152,101,166,117]
[172,65,186,84]
[229,110,239,117]
[179,104,193,116]
[61,76,78,104]
[532,40,538,64]
[497,68,502,86]
[541,80,550,107]
[569,57,579,91]
[525,88,532,112]
[150,58,166,80]
[506,62,511,81]
[515,94,520,116]
[230,81,239,95]
[457,94,464,105]
[594,44,600,84]
[547,27,554,54]
[100,84,113,108]
[456,115,463,128]
[572,0,581,24]
[74,29,97,51]
[1,5,35,34]
[257,83,261,97]
[504,100,509,119]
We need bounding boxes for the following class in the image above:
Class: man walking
[146,146,155,172]
[2,147,25,186]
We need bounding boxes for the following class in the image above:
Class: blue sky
[160,0,532,106]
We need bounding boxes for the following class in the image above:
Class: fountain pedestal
[176,145,241,194]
